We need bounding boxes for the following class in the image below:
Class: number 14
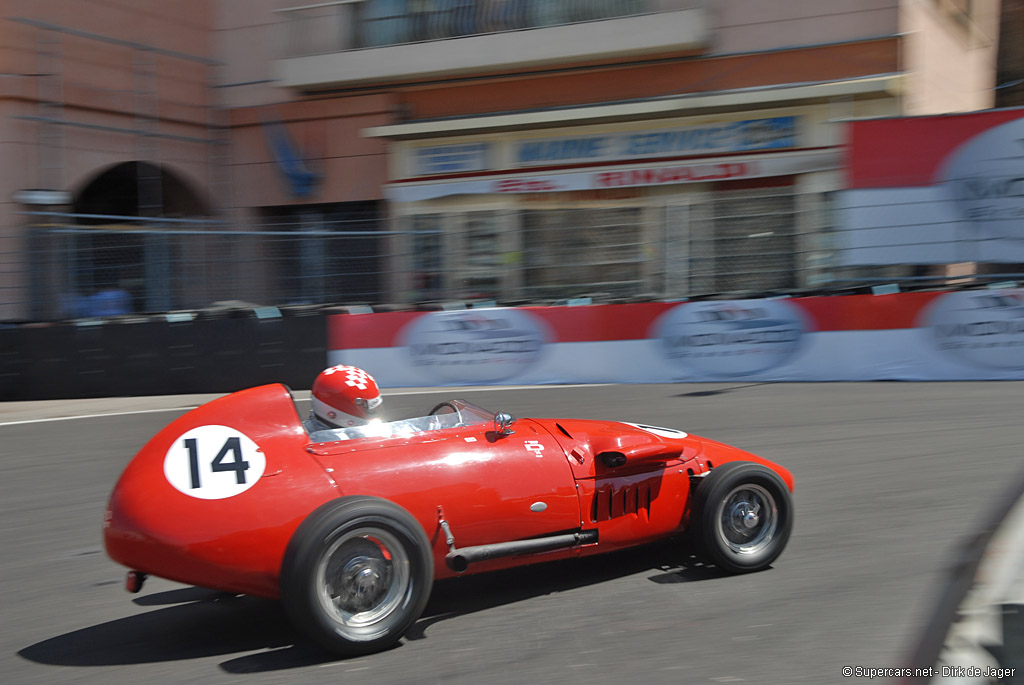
[182,437,250,489]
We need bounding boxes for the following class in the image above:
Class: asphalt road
[3,382,1023,685]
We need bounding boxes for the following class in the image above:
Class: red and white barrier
[328,291,1024,386]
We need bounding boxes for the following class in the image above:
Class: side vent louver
[591,482,652,522]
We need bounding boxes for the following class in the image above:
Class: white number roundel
[624,422,689,440]
[163,425,266,500]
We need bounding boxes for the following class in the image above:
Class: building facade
[0,1,220,320]
[0,0,1003,320]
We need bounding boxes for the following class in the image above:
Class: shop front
[368,107,844,305]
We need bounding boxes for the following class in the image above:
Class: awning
[364,75,902,140]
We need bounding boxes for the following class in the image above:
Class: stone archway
[55,162,212,317]
[73,161,209,219]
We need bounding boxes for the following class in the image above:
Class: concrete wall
[0,0,216,193]
[713,0,900,54]
[214,0,296,110]
[899,0,1000,114]
[997,0,1024,107]
[225,95,394,209]
[0,1,219,319]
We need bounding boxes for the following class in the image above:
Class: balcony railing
[277,0,696,57]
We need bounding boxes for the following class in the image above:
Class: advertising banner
[387,149,840,202]
[328,292,1024,386]
[837,107,1024,265]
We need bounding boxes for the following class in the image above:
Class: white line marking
[0,406,202,427]
[0,384,612,427]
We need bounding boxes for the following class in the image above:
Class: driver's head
[311,365,383,428]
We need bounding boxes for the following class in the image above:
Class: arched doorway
[73,161,209,219]
[59,162,210,317]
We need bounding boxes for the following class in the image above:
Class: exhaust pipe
[445,529,598,573]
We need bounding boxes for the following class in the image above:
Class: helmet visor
[355,395,383,418]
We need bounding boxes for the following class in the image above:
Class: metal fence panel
[10,191,1024,322]
[13,217,395,320]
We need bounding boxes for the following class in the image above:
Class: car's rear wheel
[280,496,433,656]
[691,462,793,574]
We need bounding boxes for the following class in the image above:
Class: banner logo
[925,290,1024,369]
[655,300,807,377]
[941,118,1024,240]
[401,309,550,383]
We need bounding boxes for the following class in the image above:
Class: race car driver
[303,364,384,435]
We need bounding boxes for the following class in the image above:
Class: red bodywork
[104,384,793,598]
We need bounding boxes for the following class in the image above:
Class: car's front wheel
[691,462,793,574]
[280,496,433,656]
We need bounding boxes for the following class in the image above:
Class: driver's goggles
[355,395,383,416]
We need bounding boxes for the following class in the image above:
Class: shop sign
[387,149,838,202]
[415,142,492,175]
[594,163,750,187]
[514,117,797,167]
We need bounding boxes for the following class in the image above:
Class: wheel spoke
[315,528,412,635]
[716,483,778,556]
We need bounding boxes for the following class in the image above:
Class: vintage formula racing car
[104,384,794,656]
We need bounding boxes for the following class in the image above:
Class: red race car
[104,384,794,656]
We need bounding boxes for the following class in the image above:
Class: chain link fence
[16,186,1024,323]
[1,188,862,322]
[14,215,395,321]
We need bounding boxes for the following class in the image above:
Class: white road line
[0,384,612,427]
[0,406,203,427]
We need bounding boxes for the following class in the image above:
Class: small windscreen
[308,400,495,444]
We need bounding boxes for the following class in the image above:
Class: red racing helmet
[310,365,383,428]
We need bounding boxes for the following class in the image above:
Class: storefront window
[261,202,384,305]
[409,214,444,301]
[455,211,503,300]
[690,187,797,295]
[394,185,805,305]
[521,206,644,299]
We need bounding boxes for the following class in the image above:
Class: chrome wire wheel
[691,461,793,574]
[714,483,778,556]
[281,497,433,656]
[315,528,411,640]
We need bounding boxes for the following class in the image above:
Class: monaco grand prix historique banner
[326,291,1024,387]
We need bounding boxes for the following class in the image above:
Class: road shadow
[18,541,725,674]
[131,586,234,607]
[403,543,720,641]
[675,383,767,398]
[17,591,311,667]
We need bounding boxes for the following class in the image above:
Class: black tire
[690,462,793,574]
[280,496,434,656]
